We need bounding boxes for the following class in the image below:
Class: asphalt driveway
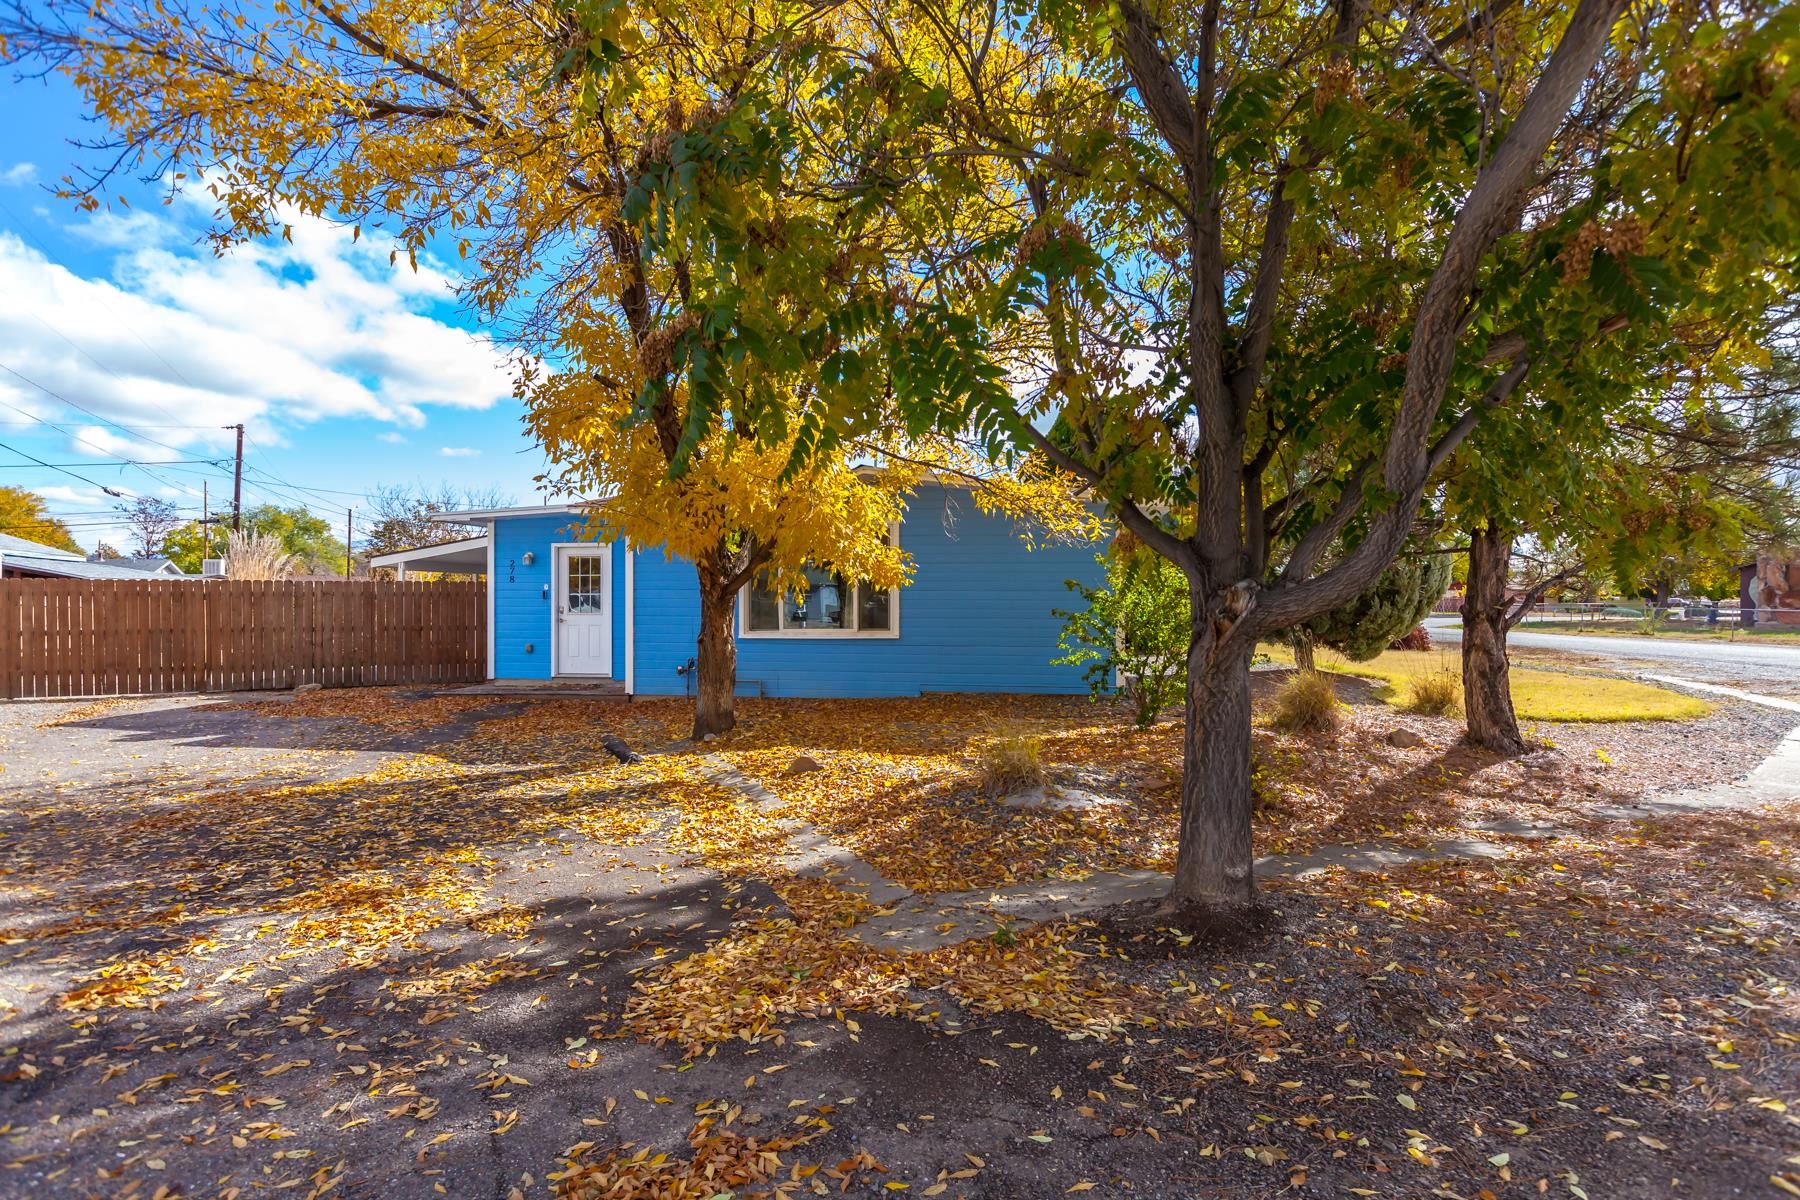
[1425,616,1800,691]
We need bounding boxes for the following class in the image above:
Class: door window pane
[565,555,605,613]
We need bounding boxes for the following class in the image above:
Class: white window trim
[737,526,901,640]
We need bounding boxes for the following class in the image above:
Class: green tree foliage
[0,485,81,553]
[574,0,1800,907]
[161,521,227,575]
[1055,546,1190,728]
[162,507,341,573]
[242,506,345,575]
[1297,553,1454,662]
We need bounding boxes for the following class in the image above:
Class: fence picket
[0,579,484,698]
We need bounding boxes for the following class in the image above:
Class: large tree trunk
[693,568,738,739]
[1462,525,1525,754]
[1292,636,1316,674]
[1167,614,1258,910]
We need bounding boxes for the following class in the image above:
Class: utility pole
[226,423,244,531]
[345,508,353,579]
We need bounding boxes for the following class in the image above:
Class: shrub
[1389,624,1432,651]
[1402,668,1461,716]
[978,735,1047,792]
[1055,547,1190,728]
[1294,551,1452,661]
[1271,670,1341,734]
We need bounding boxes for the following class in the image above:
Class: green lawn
[1264,646,1714,722]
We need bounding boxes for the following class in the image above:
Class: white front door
[554,545,612,677]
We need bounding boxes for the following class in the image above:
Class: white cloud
[64,424,195,463]
[0,204,518,470]
[439,446,480,457]
[1,163,36,187]
[378,431,408,444]
[32,484,113,507]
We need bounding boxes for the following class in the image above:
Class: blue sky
[0,69,557,553]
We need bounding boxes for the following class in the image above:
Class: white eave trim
[369,535,492,569]
[429,501,602,524]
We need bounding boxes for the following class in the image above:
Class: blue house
[370,486,1107,698]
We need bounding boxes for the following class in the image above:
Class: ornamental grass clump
[978,735,1047,793]
[1271,670,1341,734]
[1403,668,1462,716]
[222,531,295,581]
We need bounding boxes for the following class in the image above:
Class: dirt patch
[1090,892,1290,953]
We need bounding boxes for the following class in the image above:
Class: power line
[0,372,379,525]
[0,379,228,500]
[0,421,224,429]
[0,459,222,469]
[0,361,200,461]
[0,437,133,496]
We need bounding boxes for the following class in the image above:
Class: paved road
[1424,616,1800,689]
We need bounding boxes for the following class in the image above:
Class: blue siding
[486,491,1104,694]
[490,513,624,680]
[618,488,1107,698]
[629,546,703,694]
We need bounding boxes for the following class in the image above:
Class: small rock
[1386,728,1424,749]
[701,732,719,743]
[293,682,323,695]
[1002,784,1121,813]
[784,754,824,777]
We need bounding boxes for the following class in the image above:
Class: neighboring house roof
[111,557,189,576]
[0,531,82,560]
[1,532,179,580]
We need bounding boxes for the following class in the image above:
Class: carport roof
[367,534,490,575]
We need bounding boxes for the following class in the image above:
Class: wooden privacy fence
[1,578,486,699]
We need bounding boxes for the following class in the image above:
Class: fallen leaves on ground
[3,684,1795,1200]
[550,1116,880,1200]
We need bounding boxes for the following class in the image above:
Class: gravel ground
[1,687,1795,1200]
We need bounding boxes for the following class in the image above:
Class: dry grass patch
[1402,667,1461,716]
[976,734,1048,792]
[1270,670,1342,734]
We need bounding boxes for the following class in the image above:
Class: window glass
[565,554,605,613]
[783,565,849,629]
[747,579,780,631]
[742,534,896,635]
[857,581,891,631]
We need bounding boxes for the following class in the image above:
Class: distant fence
[1,578,486,699]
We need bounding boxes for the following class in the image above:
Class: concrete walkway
[706,693,1800,954]
[702,756,914,906]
